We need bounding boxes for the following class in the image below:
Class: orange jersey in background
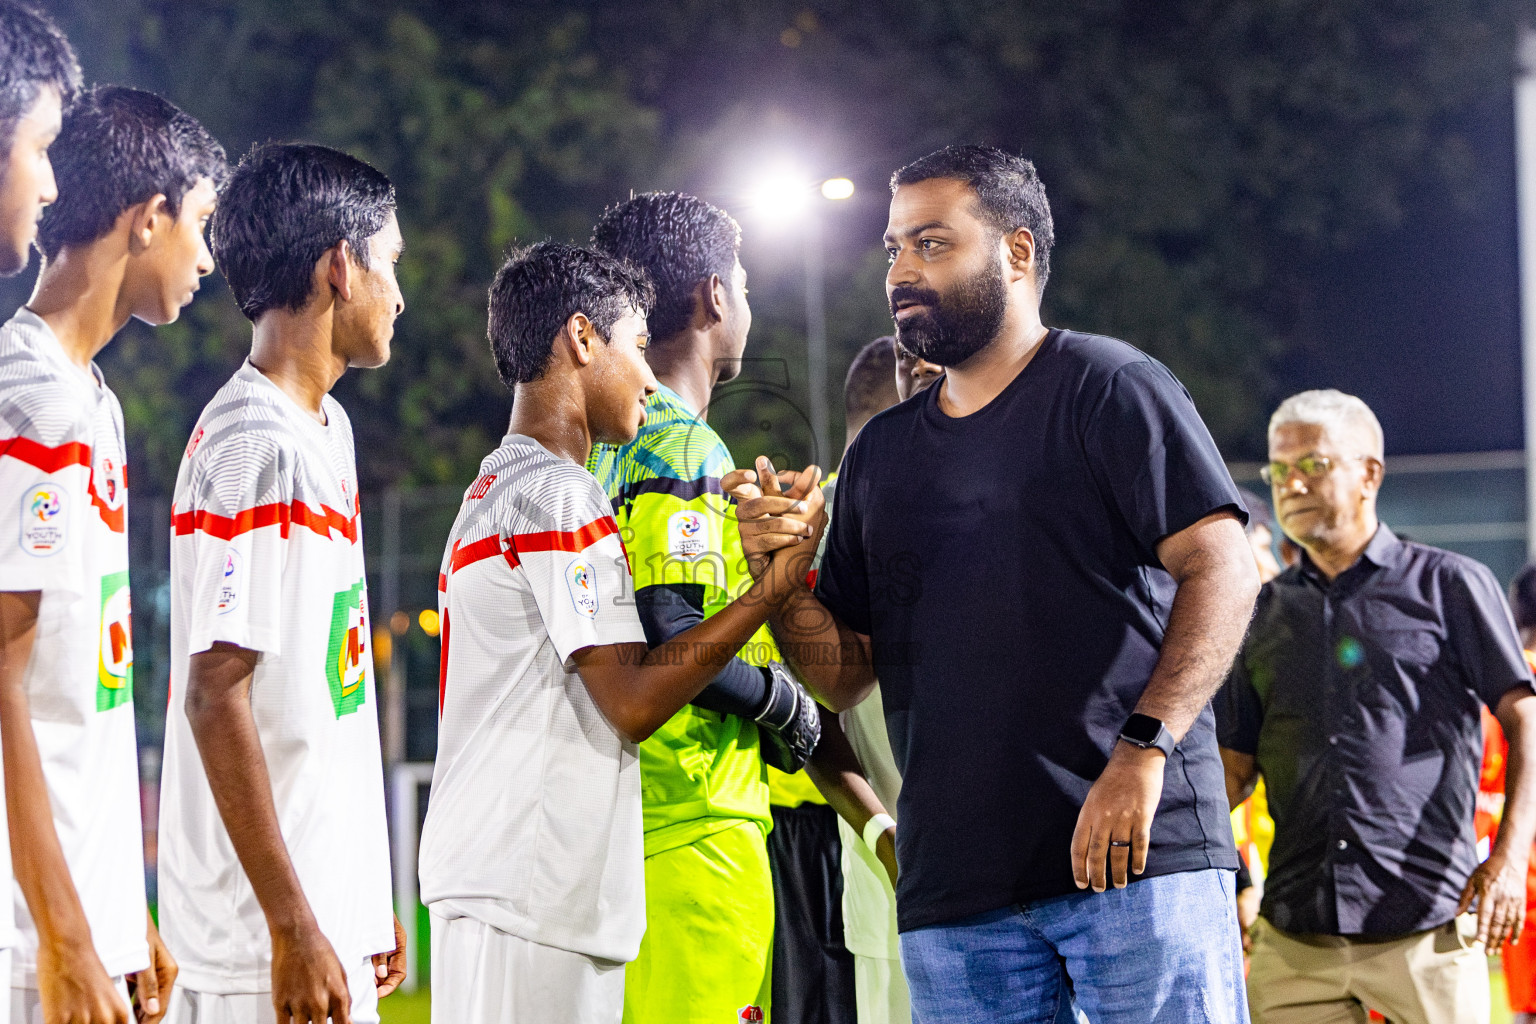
[1485,651,1536,1012]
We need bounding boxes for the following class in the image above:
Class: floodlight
[821,177,855,200]
[749,169,813,221]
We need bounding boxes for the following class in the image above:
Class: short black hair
[212,143,395,322]
[488,241,654,387]
[0,1,79,150]
[1512,563,1536,633]
[591,191,740,342]
[891,145,1055,293]
[37,86,227,259]
[845,335,898,422]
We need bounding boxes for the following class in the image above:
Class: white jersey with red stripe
[0,307,148,982]
[418,433,649,963]
[160,361,393,993]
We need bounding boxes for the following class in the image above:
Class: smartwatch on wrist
[1118,713,1175,757]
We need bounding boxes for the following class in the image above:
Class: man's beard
[891,260,1008,366]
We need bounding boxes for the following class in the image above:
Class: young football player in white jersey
[0,2,75,277]
[0,83,223,1024]
[419,241,824,1024]
[159,144,406,1024]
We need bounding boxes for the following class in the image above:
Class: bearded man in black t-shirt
[735,145,1262,1024]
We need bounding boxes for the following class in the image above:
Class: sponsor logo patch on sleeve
[667,509,707,560]
[20,482,67,556]
[566,556,599,618]
[216,546,241,615]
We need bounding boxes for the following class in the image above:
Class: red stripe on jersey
[438,607,450,715]
[1,436,92,472]
[89,490,126,532]
[448,533,510,574]
[444,516,617,586]
[512,515,619,555]
[89,475,126,533]
[438,572,448,593]
[290,500,360,542]
[4,439,128,533]
[171,499,360,543]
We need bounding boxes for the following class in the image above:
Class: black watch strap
[1118,713,1176,757]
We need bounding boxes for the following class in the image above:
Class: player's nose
[39,159,58,207]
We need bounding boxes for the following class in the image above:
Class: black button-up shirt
[1217,525,1531,936]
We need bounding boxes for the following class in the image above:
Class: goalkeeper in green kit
[588,192,821,1023]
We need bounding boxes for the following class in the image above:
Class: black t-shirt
[816,329,1246,932]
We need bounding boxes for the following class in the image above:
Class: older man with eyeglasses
[1216,388,1536,1024]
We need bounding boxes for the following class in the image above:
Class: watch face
[1122,714,1163,745]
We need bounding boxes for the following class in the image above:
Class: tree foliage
[583,0,1524,451]
[11,0,1526,493]
[29,0,660,492]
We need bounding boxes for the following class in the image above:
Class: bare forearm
[186,686,312,935]
[768,586,875,712]
[2,685,92,947]
[0,592,92,949]
[587,556,802,739]
[1495,693,1536,861]
[805,708,889,834]
[1138,545,1258,740]
[629,585,775,723]
[1220,748,1258,811]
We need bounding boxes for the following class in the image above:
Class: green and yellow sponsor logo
[324,580,369,718]
[97,570,133,711]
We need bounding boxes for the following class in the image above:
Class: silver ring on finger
[1109,840,1132,848]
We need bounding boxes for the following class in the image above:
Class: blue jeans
[900,868,1249,1024]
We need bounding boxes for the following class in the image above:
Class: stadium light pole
[746,172,857,465]
[1517,26,1536,557]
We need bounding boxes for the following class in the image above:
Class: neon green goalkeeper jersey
[588,384,775,856]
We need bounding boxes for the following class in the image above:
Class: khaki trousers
[1247,915,1489,1024]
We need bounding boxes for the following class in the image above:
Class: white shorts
[11,964,124,1024]
[162,957,379,1024]
[0,951,11,1024]
[429,910,625,1024]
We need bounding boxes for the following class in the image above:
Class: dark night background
[20,9,1536,1015]
[5,0,1530,493]
[1297,91,1524,456]
[14,0,1536,758]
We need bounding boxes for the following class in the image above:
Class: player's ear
[325,240,355,304]
[566,312,597,367]
[126,194,171,253]
[698,274,727,326]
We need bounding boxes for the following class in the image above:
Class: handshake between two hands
[723,456,827,584]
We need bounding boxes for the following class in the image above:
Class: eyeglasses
[1259,453,1367,485]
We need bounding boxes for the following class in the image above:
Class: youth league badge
[667,509,707,560]
[566,556,599,618]
[20,482,67,557]
[216,546,241,615]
